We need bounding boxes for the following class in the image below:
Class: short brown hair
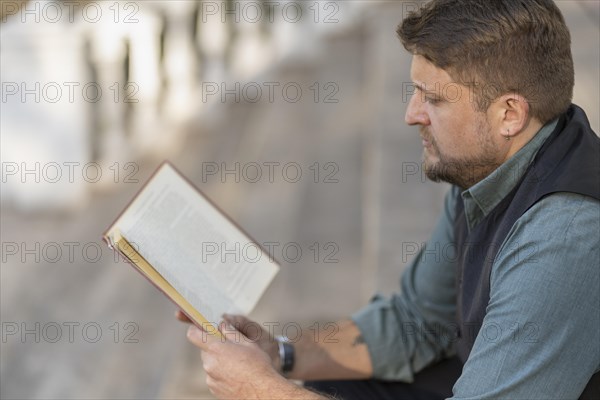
[397,0,574,124]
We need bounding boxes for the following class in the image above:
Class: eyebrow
[412,82,440,95]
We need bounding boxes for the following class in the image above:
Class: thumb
[186,324,219,350]
[219,321,251,346]
[223,314,263,340]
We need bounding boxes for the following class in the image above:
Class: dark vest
[454,104,600,398]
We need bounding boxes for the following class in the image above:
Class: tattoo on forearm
[352,334,365,347]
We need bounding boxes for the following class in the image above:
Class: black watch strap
[276,336,295,374]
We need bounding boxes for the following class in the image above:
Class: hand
[176,311,374,381]
[186,321,290,399]
[175,310,280,371]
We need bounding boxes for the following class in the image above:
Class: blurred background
[1,1,598,398]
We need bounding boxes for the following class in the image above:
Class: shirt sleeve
[351,186,460,381]
[451,193,600,399]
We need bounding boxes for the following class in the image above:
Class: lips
[419,127,433,148]
[420,135,432,148]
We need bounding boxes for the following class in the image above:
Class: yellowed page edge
[107,229,223,339]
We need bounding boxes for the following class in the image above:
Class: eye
[425,96,441,105]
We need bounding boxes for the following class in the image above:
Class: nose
[405,92,430,126]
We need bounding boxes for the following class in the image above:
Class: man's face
[405,55,504,189]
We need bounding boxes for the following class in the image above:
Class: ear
[488,93,531,140]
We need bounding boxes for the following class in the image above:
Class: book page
[108,163,279,325]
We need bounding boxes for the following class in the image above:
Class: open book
[103,162,280,336]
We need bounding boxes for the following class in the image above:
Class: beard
[421,118,502,189]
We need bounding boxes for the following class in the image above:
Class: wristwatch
[275,335,295,374]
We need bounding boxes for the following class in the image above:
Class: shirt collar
[461,118,559,231]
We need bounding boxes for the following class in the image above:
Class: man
[179,0,600,398]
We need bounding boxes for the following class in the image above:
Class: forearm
[264,378,330,400]
[288,319,373,381]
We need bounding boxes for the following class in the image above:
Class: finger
[201,351,218,375]
[187,325,220,350]
[175,309,192,324]
[222,314,263,341]
[222,313,250,325]
[218,321,250,345]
